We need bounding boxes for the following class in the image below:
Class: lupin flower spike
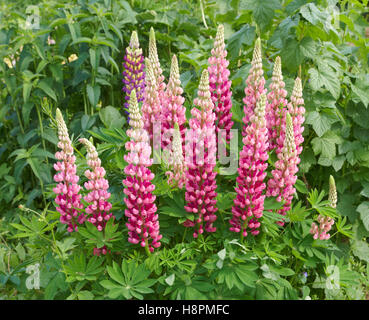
[208,24,233,145]
[53,108,85,232]
[122,31,145,113]
[162,54,186,150]
[328,175,337,209]
[149,27,165,94]
[123,90,162,252]
[230,94,269,237]
[242,37,267,134]
[266,56,288,151]
[267,112,299,226]
[310,176,336,240]
[284,77,305,157]
[165,123,186,189]
[142,58,161,141]
[184,69,218,238]
[79,138,113,256]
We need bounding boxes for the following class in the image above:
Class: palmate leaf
[64,255,104,282]
[101,260,156,300]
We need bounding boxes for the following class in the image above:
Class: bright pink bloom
[79,138,113,256]
[242,38,267,135]
[123,90,162,252]
[267,113,298,225]
[208,24,233,144]
[184,70,218,238]
[230,94,269,237]
[266,56,288,151]
[310,215,334,240]
[53,109,84,232]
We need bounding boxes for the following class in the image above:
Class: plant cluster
[0,0,369,300]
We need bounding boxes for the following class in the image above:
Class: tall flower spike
[79,138,113,256]
[165,123,186,189]
[328,175,337,208]
[230,94,269,237]
[208,24,233,146]
[142,58,161,141]
[149,27,165,94]
[122,31,145,113]
[266,56,288,151]
[162,54,186,151]
[184,69,218,238]
[283,77,305,157]
[267,112,299,226]
[123,90,162,252]
[242,37,267,134]
[53,108,85,232]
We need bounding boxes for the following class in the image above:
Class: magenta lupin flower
[79,138,113,256]
[230,94,269,237]
[122,31,145,112]
[184,70,218,238]
[162,54,186,150]
[208,24,233,143]
[267,112,298,226]
[266,56,288,151]
[242,38,267,134]
[53,109,85,232]
[142,58,161,142]
[123,90,162,252]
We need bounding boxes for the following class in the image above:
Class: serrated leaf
[357,202,369,231]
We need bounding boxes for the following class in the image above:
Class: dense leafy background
[0,0,369,300]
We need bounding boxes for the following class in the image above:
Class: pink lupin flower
[142,58,161,142]
[123,90,162,252]
[53,109,85,232]
[184,69,218,238]
[266,56,288,151]
[162,54,186,151]
[310,176,336,240]
[242,38,267,134]
[230,94,269,237]
[79,138,113,256]
[208,24,233,144]
[267,112,299,226]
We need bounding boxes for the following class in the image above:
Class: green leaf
[37,80,57,101]
[87,84,101,107]
[98,106,125,129]
[308,67,340,99]
[240,0,281,31]
[356,202,369,231]
[352,240,369,263]
[226,25,256,61]
[311,131,341,159]
[306,111,338,137]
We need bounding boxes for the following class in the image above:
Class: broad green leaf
[356,202,369,231]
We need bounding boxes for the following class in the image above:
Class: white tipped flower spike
[130,31,140,49]
[329,175,337,209]
[55,108,73,156]
[254,93,266,126]
[252,38,262,68]
[284,112,296,157]
[128,89,144,130]
[167,54,181,93]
